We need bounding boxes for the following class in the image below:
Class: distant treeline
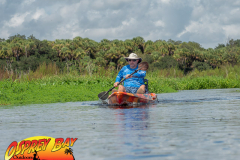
[0,34,240,75]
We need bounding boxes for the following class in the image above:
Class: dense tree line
[0,34,240,74]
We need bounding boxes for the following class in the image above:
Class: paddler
[113,53,148,94]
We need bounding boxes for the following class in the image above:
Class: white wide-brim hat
[124,53,142,63]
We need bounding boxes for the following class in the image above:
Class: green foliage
[215,43,225,49]
[0,38,5,42]
[192,61,212,71]
[1,34,240,82]
[154,56,178,69]
[227,39,240,47]
[0,64,240,105]
[151,51,161,61]
[117,57,127,69]
[18,56,39,71]
[0,59,7,68]
[0,78,112,105]
[8,34,26,42]
[1,71,240,105]
[95,57,106,67]
[142,54,154,64]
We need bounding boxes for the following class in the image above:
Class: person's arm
[133,70,146,78]
[114,67,125,87]
[115,67,125,81]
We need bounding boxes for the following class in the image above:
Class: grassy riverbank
[1,75,240,105]
[0,64,240,105]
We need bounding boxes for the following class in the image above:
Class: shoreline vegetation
[1,34,240,105]
[0,63,240,105]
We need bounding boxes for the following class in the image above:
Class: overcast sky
[0,0,240,49]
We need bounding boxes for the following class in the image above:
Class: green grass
[1,64,240,105]
[1,74,240,105]
[0,76,112,105]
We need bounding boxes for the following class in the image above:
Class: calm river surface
[1,88,240,160]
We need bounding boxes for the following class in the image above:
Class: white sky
[0,0,240,49]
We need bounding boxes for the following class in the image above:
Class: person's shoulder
[139,70,146,73]
[122,65,129,70]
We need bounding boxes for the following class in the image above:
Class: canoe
[107,104,156,109]
[107,92,157,105]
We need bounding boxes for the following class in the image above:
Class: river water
[1,88,240,160]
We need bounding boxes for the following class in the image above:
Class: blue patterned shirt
[115,65,146,88]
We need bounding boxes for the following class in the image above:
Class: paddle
[98,62,148,100]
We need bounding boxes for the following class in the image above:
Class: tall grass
[146,65,240,79]
[2,62,239,81]
[0,62,60,81]
[0,65,14,80]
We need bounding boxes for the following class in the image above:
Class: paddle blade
[98,91,109,100]
[138,62,149,71]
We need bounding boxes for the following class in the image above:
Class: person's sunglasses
[128,59,137,62]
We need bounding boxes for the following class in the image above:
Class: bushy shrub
[142,54,154,64]
[0,59,7,68]
[18,56,39,71]
[154,56,178,69]
[56,61,65,72]
[193,61,212,71]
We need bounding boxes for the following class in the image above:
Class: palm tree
[73,48,86,60]
[143,40,153,53]
[132,36,145,53]
[95,57,106,67]
[64,148,75,160]
[117,57,127,70]
[0,46,13,59]
[73,36,84,49]
[144,45,154,54]
[124,39,134,52]
[82,39,98,58]
[151,51,161,62]
[23,40,36,57]
[65,39,76,60]
[99,39,111,51]
[10,43,22,61]
[167,43,175,56]
[52,41,65,61]
[8,37,25,61]
[61,47,71,61]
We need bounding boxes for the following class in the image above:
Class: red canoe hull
[108,92,157,105]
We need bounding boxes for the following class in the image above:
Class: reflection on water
[106,105,159,159]
[1,89,240,160]
[112,105,150,131]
